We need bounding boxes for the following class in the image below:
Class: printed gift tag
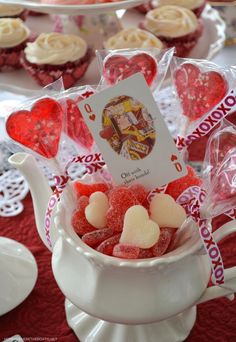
[79,73,187,189]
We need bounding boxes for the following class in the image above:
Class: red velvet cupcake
[135,2,154,15]
[0,18,30,71]
[0,5,28,21]
[141,5,203,57]
[21,32,91,89]
[151,0,206,18]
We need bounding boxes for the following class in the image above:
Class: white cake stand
[0,237,38,316]
[0,0,147,15]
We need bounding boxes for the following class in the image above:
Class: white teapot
[9,152,236,342]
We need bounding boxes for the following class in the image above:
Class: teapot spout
[8,152,54,250]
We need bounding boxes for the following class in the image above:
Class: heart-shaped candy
[150,194,186,228]
[120,205,160,248]
[85,191,109,229]
[6,98,63,158]
[103,53,157,87]
[174,63,228,121]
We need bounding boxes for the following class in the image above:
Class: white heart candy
[120,205,160,249]
[150,193,186,228]
[85,191,109,229]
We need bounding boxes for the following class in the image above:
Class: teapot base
[65,299,196,342]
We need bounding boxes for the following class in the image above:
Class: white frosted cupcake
[141,5,203,57]
[104,28,163,50]
[0,18,30,71]
[153,0,206,17]
[21,32,91,89]
[0,5,28,21]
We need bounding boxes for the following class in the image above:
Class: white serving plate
[0,0,146,15]
[0,5,225,91]
[0,237,38,316]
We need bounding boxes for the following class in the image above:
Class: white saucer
[0,237,38,316]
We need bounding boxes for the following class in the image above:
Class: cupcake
[21,32,91,89]
[152,0,206,18]
[0,5,28,21]
[141,6,203,57]
[0,18,30,71]
[104,28,163,50]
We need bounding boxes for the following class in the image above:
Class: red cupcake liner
[0,41,28,72]
[192,1,206,18]
[28,10,47,16]
[140,20,203,57]
[0,10,29,21]
[135,1,154,14]
[21,50,92,89]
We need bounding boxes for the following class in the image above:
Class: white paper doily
[0,169,29,217]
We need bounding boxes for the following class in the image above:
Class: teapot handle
[197,220,236,304]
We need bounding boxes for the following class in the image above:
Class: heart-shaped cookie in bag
[150,194,186,228]
[120,205,160,248]
[103,53,157,87]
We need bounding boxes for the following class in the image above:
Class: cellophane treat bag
[60,85,96,154]
[201,119,236,218]
[171,57,236,137]
[96,48,174,92]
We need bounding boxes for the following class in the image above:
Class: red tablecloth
[0,194,236,342]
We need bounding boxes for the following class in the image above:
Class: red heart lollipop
[103,52,157,87]
[65,99,94,150]
[174,63,228,121]
[6,98,63,159]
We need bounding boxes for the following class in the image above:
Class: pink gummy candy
[72,196,95,235]
[107,187,139,232]
[77,195,89,210]
[112,244,140,259]
[151,228,175,257]
[108,186,139,207]
[138,248,154,259]
[82,228,114,247]
[96,233,121,256]
[129,184,147,204]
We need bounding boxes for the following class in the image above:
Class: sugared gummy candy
[74,182,109,197]
[112,244,140,259]
[106,187,139,232]
[72,196,95,235]
[82,228,114,247]
[96,233,121,256]
[165,165,201,200]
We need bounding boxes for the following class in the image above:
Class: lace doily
[0,169,29,217]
